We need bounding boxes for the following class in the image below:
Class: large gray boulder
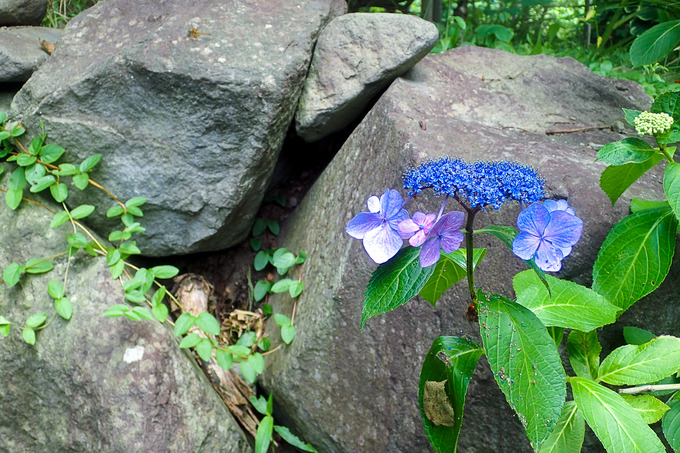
[0,166,251,451]
[0,26,62,81]
[295,12,438,142]
[262,46,675,452]
[10,0,345,257]
[0,0,47,25]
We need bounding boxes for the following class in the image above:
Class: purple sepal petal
[346,212,382,239]
[516,203,549,236]
[512,231,540,260]
[409,231,429,247]
[381,189,406,219]
[363,224,403,264]
[440,230,464,254]
[398,218,421,235]
[535,240,564,272]
[433,211,465,233]
[419,239,441,267]
[544,211,583,252]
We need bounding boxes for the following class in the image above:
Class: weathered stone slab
[0,165,251,452]
[263,46,674,452]
[295,12,438,142]
[10,0,345,256]
[0,26,62,81]
[0,0,47,26]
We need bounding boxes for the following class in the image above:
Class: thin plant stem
[465,208,480,308]
[619,383,680,394]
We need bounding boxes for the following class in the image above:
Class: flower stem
[465,208,480,310]
[659,143,675,163]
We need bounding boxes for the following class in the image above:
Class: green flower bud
[634,111,674,136]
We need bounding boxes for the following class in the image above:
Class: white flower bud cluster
[634,111,674,136]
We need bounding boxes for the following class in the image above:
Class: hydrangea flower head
[419,212,465,267]
[403,158,545,210]
[346,189,409,264]
[634,111,674,136]
[512,200,582,272]
[398,211,437,247]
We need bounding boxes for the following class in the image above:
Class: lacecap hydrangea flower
[346,189,409,264]
[634,111,674,136]
[512,200,583,272]
[403,158,545,210]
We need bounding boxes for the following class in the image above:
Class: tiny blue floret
[403,158,545,210]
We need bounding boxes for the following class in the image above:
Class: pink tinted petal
[419,238,441,267]
[381,189,405,218]
[411,211,428,225]
[512,231,540,260]
[517,203,550,237]
[346,212,382,239]
[367,196,380,213]
[535,240,564,272]
[440,230,464,254]
[363,223,403,264]
[544,211,583,249]
[409,230,428,247]
[398,219,420,235]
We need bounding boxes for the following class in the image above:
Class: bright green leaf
[196,338,213,361]
[624,326,656,345]
[566,330,601,381]
[289,281,303,298]
[196,312,221,336]
[47,280,64,299]
[216,349,233,371]
[630,198,669,213]
[255,415,274,453]
[107,204,125,218]
[596,138,656,166]
[72,172,89,190]
[621,394,669,424]
[150,265,179,279]
[362,246,435,329]
[538,401,584,453]
[179,333,201,349]
[29,175,55,193]
[240,360,256,383]
[254,280,271,302]
[651,91,680,123]
[600,154,666,205]
[131,307,153,320]
[419,248,486,306]
[479,292,566,449]
[54,297,72,320]
[79,154,101,173]
[630,20,680,67]
[50,211,70,228]
[513,271,618,331]
[103,304,128,317]
[254,251,269,271]
[5,188,23,210]
[274,313,290,327]
[598,336,680,385]
[25,312,47,328]
[39,143,64,163]
[571,377,664,452]
[125,196,147,208]
[16,153,37,167]
[109,259,125,279]
[248,352,264,374]
[119,241,141,256]
[623,109,643,126]
[24,258,53,274]
[273,425,317,452]
[418,336,482,453]
[663,392,680,452]
[665,162,680,222]
[592,206,677,310]
[3,263,24,287]
[174,312,196,336]
[22,328,35,345]
[281,325,295,344]
[50,182,68,202]
[151,303,168,323]
[271,278,294,294]
[70,204,95,219]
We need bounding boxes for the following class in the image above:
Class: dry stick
[619,384,680,395]
[545,125,610,135]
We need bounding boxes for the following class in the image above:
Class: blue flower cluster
[403,158,545,209]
